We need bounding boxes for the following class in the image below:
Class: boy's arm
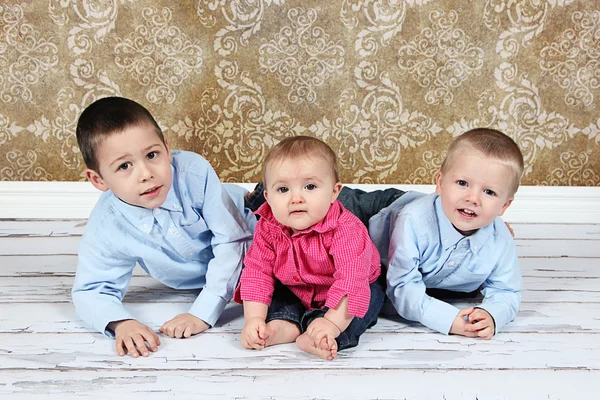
[386,212,460,334]
[72,235,137,337]
[477,238,522,334]
[187,165,254,327]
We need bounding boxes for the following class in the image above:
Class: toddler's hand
[159,313,209,338]
[465,308,495,339]
[110,319,161,358]
[449,307,478,338]
[241,317,268,350]
[305,317,341,345]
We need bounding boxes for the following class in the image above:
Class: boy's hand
[110,319,161,357]
[449,307,479,338]
[159,313,210,338]
[241,317,268,350]
[466,308,496,339]
[306,317,341,345]
[504,221,515,237]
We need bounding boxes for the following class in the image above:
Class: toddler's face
[86,124,173,209]
[264,156,341,233]
[435,148,514,236]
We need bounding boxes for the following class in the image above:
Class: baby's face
[264,156,341,233]
[435,148,515,236]
[86,124,173,209]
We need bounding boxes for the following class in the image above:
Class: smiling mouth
[458,208,477,218]
[141,186,161,196]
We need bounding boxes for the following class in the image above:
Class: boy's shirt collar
[434,195,494,254]
[255,200,343,236]
[112,165,182,234]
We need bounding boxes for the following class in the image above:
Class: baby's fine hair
[263,136,340,184]
[76,96,164,172]
[441,128,524,195]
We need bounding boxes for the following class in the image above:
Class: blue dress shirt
[369,192,521,335]
[72,150,256,337]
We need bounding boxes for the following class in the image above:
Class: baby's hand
[305,317,341,345]
[449,307,478,338]
[465,308,495,340]
[241,317,268,350]
[110,319,161,357]
[159,313,209,338]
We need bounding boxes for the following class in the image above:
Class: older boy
[236,136,385,360]
[370,128,524,339]
[72,97,255,357]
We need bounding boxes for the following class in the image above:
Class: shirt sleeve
[71,231,137,338]
[477,238,522,334]
[386,212,460,334]
[187,163,254,327]
[238,221,277,305]
[326,218,380,318]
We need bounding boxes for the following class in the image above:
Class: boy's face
[85,124,173,209]
[435,148,514,236]
[264,156,342,233]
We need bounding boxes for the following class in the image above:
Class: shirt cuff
[188,289,228,327]
[96,304,135,339]
[420,298,460,335]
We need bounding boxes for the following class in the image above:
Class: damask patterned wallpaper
[0,1,598,185]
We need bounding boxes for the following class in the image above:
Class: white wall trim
[1,181,599,223]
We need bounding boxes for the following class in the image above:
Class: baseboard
[1,181,599,223]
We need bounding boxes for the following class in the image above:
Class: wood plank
[2,254,599,278]
[1,301,597,334]
[1,332,598,371]
[0,220,86,237]
[509,223,600,240]
[1,236,599,257]
[0,369,596,399]
[0,276,597,303]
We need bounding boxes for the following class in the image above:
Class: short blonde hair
[263,136,340,185]
[441,128,524,195]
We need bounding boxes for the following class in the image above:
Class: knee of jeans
[336,331,359,351]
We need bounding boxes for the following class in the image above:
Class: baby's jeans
[265,276,386,351]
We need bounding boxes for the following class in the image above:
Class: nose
[138,161,153,182]
[290,189,304,204]
[465,188,480,205]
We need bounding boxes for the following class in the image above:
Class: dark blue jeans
[265,276,386,351]
[245,183,404,228]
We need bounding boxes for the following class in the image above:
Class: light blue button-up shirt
[369,192,521,335]
[72,150,256,337]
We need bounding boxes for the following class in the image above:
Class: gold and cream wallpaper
[0,1,598,185]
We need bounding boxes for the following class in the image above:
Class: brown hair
[263,136,340,185]
[441,128,524,194]
[76,96,165,173]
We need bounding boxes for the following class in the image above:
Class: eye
[484,189,496,196]
[277,186,288,193]
[147,151,157,160]
[305,183,316,190]
[457,180,468,187]
[118,162,131,171]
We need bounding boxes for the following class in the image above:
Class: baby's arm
[240,301,269,350]
[386,213,461,334]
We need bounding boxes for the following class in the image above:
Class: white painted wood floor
[0,220,599,400]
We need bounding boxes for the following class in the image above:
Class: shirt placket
[157,209,197,261]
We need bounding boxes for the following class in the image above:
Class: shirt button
[155,209,161,216]
[293,276,300,282]
[142,224,149,231]
[473,246,478,251]
[173,204,179,210]
[168,228,175,235]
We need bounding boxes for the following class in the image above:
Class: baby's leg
[296,332,337,361]
[264,319,301,347]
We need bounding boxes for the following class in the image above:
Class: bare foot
[264,319,301,347]
[296,332,337,360]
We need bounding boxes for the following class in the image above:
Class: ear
[85,169,109,192]
[330,181,343,204]
[497,197,514,216]
[164,139,172,162]
[263,188,270,204]
[435,171,443,195]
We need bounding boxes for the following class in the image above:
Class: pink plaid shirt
[235,200,380,318]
